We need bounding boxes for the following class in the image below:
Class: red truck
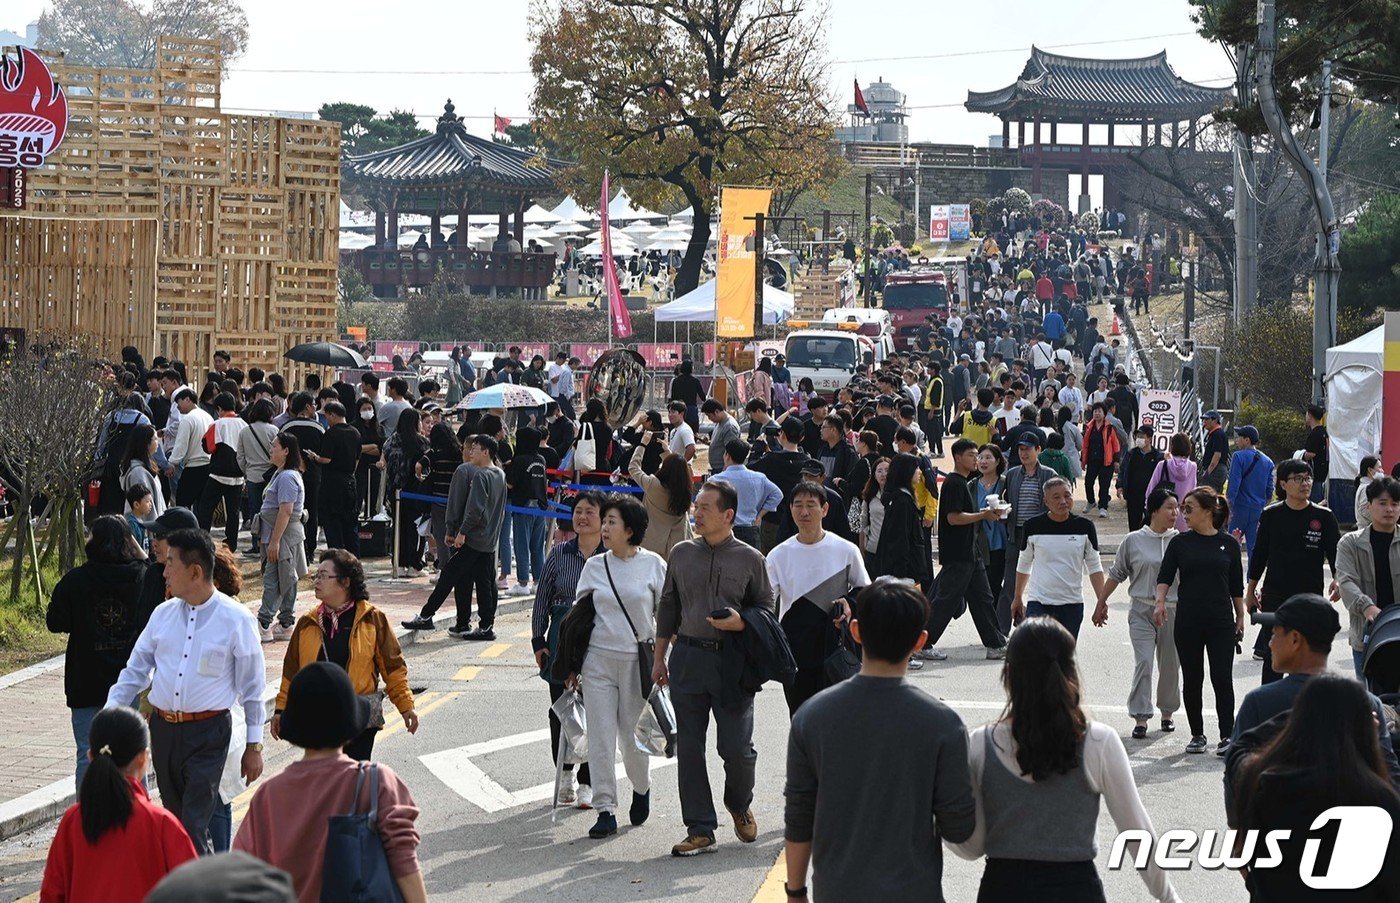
[881,267,950,350]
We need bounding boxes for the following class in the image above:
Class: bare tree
[0,337,115,607]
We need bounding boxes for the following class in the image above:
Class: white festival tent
[522,203,562,224]
[654,279,794,325]
[550,196,594,222]
[1324,325,1383,481]
[607,188,667,223]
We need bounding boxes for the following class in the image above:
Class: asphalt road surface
[1,575,1356,902]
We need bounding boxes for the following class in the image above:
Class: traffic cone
[1110,314,1122,337]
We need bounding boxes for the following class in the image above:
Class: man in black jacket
[814,416,858,495]
[751,419,813,553]
[282,392,327,561]
[1108,372,1138,431]
[1116,425,1164,532]
[319,402,363,554]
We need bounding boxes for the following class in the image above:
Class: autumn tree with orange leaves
[529,0,842,295]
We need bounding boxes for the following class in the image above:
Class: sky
[6,0,1234,147]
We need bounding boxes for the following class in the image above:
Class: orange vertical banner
[715,186,772,338]
[1383,312,1400,473]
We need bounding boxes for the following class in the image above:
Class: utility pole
[1256,0,1340,402]
[1231,43,1259,317]
[863,172,873,307]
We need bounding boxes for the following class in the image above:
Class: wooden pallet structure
[790,259,855,319]
[0,36,340,380]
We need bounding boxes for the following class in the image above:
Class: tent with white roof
[607,188,666,223]
[653,279,793,324]
[551,196,593,222]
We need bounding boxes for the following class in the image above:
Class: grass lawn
[0,556,68,676]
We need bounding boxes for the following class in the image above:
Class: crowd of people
[27,293,1400,901]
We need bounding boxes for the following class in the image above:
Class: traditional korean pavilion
[344,100,567,296]
[966,48,1232,212]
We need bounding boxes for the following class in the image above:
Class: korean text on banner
[1138,388,1181,454]
[929,205,950,242]
[949,205,971,241]
[716,186,773,338]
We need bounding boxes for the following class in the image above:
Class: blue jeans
[498,509,513,577]
[208,802,232,852]
[511,505,548,583]
[70,706,101,788]
[1027,601,1084,639]
[1355,649,1366,680]
[1229,506,1262,557]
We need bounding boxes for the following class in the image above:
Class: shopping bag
[549,686,588,763]
[634,684,677,758]
[319,763,404,903]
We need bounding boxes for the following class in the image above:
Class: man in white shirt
[766,482,870,715]
[106,528,266,854]
[169,389,214,509]
[1057,372,1087,423]
[666,401,696,462]
[1012,478,1106,639]
[548,351,577,420]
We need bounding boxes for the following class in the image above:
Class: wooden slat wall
[0,36,340,382]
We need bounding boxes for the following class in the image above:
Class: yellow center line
[452,665,482,681]
[513,628,534,638]
[414,691,460,720]
[478,642,511,659]
[752,850,787,902]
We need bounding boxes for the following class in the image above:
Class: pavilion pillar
[457,201,469,249]
[1154,123,1162,145]
[374,210,385,248]
[1172,121,1180,147]
[497,211,508,242]
[387,207,399,247]
[1017,120,1025,148]
[1141,121,1149,146]
[513,204,524,245]
[1050,121,1058,145]
[430,213,441,242]
[1078,116,1091,214]
[1107,122,1115,147]
[1031,115,1042,195]
[1001,117,1010,148]
[1188,118,1197,151]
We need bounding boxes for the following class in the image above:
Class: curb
[0,589,532,842]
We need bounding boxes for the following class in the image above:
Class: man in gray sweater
[406,435,505,640]
[702,398,741,475]
[784,579,976,902]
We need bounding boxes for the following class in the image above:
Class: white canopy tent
[654,279,793,324]
[1324,325,1383,481]
[550,196,593,222]
[607,188,667,223]
[522,203,561,224]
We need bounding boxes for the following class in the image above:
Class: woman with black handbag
[235,662,425,903]
[563,495,667,840]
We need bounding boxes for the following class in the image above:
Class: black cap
[1252,593,1340,646]
[799,459,825,476]
[146,851,295,903]
[1015,432,1044,448]
[147,507,200,537]
[277,662,374,750]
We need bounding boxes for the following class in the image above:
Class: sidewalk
[0,556,535,841]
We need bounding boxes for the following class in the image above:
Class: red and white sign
[0,47,67,169]
[929,204,950,242]
[1139,388,1181,455]
[571,344,613,368]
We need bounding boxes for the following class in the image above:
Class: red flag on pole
[493,112,512,134]
[853,79,869,115]
[600,171,633,341]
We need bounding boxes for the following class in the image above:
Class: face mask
[1138,438,1150,449]
[360,410,374,420]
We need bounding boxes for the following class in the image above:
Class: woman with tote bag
[564,496,667,840]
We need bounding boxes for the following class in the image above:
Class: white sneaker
[557,773,577,806]
[496,575,510,590]
[272,623,294,641]
[259,625,274,643]
[1098,508,1109,518]
[576,783,594,810]
[400,567,423,578]
[510,582,533,597]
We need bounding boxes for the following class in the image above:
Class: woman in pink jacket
[1145,433,1199,532]
[235,663,425,903]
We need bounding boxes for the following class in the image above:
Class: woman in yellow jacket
[271,549,418,760]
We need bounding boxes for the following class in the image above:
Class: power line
[224,30,1203,75]
[833,31,1200,65]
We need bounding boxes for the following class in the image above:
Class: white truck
[783,320,892,396]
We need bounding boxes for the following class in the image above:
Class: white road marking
[420,728,675,813]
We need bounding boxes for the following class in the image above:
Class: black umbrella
[283,341,368,369]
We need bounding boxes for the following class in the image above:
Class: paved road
[2,573,1351,902]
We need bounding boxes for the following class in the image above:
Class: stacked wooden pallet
[791,261,854,319]
[0,37,340,382]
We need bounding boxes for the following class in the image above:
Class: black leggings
[1174,610,1236,739]
[1084,461,1113,508]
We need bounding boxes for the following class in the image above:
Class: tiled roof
[343,100,564,191]
[966,48,1232,120]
